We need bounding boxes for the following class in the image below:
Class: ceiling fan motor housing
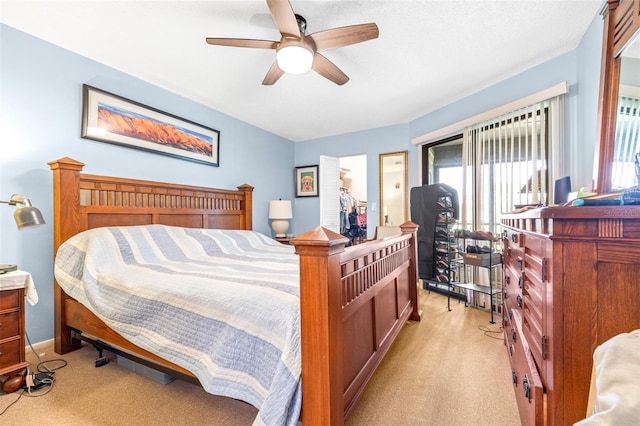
[294,14,307,33]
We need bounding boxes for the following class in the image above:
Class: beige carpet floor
[0,290,520,425]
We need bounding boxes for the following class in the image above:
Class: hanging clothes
[339,189,358,234]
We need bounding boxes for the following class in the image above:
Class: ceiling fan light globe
[276,45,313,74]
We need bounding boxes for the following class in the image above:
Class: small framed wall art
[81,84,220,166]
[295,165,319,197]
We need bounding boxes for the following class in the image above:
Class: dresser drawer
[0,311,20,340]
[512,344,545,426]
[505,316,519,347]
[0,289,20,310]
[505,308,544,425]
[0,338,22,370]
[504,231,524,248]
[504,298,519,328]
[506,309,523,362]
[523,233,547,260]
[522,281,545,368]
[503,242,524,271]
[503,266,524,305]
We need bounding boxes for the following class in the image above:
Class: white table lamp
[269,199,292,238]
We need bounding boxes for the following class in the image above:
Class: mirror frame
[594,0,640,193]
[379,151,408,227]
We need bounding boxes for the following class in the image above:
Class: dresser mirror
[379,151,408,227]
[595,0,640,193]
[616,35,640,189]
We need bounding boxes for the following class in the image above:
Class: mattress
[54,224,302,426]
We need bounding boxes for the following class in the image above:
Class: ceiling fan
[205,0,379,86]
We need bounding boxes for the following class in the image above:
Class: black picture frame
[81,84,220,166]
[295,165,319,197]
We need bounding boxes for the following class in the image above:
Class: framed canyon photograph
[81,84,220,166]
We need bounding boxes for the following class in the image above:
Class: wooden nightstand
[275,237,294,245]
[0,271,38,390]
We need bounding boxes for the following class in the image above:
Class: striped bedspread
[54,225,301,426]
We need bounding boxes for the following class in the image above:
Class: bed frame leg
[94,346,110,368]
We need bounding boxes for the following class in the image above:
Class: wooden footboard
[49,158,420,426]
[293,222,420,425]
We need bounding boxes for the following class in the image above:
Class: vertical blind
[462,98,558,234]
[612,95,640,189]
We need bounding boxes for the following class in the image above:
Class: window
[424,97,562,236]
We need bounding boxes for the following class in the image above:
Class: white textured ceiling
[0,0,603,141]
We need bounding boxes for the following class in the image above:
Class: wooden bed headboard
[49,157,254,359]
[48,157,253,254]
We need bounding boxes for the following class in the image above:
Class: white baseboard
[26,338,54,353]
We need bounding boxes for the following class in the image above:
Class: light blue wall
[295,124,413,237]
[577,10,605,191]
[1,8,605,344]
[0,25,294,343]
[294,10,605,236]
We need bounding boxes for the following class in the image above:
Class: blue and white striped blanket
[54,225,301,426]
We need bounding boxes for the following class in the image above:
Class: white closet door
[319,155,340,233]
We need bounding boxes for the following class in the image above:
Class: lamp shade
[1,194,46,229]
[269,200,293,219]
[276,44,313,74]
[15,206,46,229]
[269,199,292,238]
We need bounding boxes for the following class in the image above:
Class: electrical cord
[478,324,504,340]
[0,391,23,415]
[0,331,68,416]
[25,331,68,374]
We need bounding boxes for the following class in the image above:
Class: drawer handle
[517,294,522,307]
[508,309,513,320]
[503,317,508,327]
[509,344,514,357]
[518,274,524,288]
[512,369,518,385]
[506,247,512,256]
[505,275,510,285]
[511,327,516,341]
[523,374,531,402]
[511,233,518,243]
[503,289,507,299]
[517,256,523,270]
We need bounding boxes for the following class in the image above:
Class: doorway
[339,155,367,243]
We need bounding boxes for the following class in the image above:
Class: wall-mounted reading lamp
[1,194,45,273]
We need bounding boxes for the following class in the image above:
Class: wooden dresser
[501,206,640,425]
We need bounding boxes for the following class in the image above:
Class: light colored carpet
[0,290,520,425]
